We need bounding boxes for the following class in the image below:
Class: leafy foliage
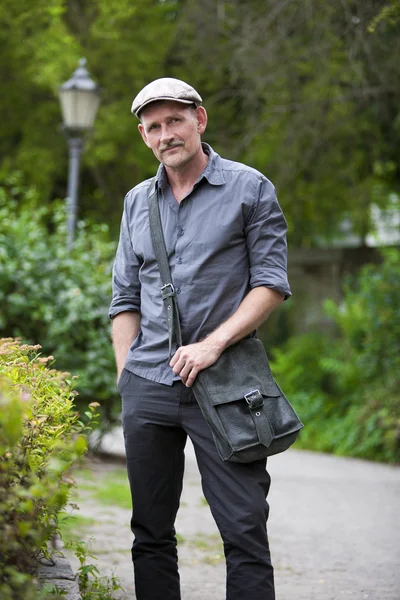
[172,0,400,246]
[0,338,90,600]
[271,249,400,462]
[0,177,118,421]
[71,540,123,600]
[0,0,399,244]
[0,0,180,228]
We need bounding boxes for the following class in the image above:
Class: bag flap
[207,384,280,406]
[196,338,281,405]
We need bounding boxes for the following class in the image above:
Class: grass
[186,532,224,564]
[71,463,209,513]
[58,512,96,543]
[65,461,226,570]
[71,464,132,510]
[176,533,185,544]
[93,478,132,509]
[188,532,222,552]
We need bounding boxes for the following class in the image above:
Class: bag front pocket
[211,390,278,451]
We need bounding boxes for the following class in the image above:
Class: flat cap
[131,77,202,118]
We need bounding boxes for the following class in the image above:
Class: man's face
[138,101,207,170]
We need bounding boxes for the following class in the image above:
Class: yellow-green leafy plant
[0,338,94,600]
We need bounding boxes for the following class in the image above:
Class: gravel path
[66,432,400,600]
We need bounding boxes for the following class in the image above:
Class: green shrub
[271,249,400,462]
[0,338,89,600]
[0,177,119,423]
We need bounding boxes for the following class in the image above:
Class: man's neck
[164,147,209,203]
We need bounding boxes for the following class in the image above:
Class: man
[109,77,291,600]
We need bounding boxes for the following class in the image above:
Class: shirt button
[178,228,184,237]
[176,287,181,294]
[177,257,182,264]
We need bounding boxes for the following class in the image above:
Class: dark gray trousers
[119,369,275,600]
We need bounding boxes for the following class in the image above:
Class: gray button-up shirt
[109,143,291,385]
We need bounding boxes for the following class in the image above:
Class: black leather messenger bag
[147,182,303,463]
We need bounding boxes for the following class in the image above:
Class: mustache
[160,141,184,152]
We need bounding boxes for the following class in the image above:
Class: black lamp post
[59,58,101,248]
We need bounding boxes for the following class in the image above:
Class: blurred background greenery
[0,0,399,461]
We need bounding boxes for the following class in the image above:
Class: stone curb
[39,554,82,600]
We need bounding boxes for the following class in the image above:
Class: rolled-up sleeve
[245,177,291,299]
[109,195,141,319]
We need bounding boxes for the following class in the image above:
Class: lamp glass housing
[59,59,101,133]
[59,88,100,131]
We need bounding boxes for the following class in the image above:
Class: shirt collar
[199,143,225,186]
[155,142,225,190]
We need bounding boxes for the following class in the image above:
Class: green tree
[167,0,400,245]
[0,0,399,243]
[0,0,181,229]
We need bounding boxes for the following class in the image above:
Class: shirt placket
[173,200,188,301]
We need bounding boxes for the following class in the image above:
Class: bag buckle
[161,282,175,300]
[244,389,264,409]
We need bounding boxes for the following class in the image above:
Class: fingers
[170,347,199,387]
[170,341,220,387]
[171,356,195,386]
[185,369,197,388]
[169,349,185,375]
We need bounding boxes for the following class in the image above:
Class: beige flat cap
[131,77,202,118]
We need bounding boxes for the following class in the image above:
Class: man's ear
[138,123,151,148]
[195,106,208,135]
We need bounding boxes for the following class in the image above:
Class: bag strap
[147,179,182,356]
